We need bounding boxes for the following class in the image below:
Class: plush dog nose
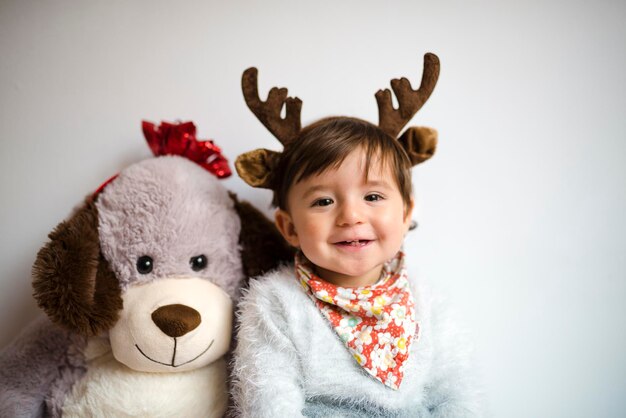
[151,304,201,338]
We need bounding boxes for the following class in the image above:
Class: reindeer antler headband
[236,53,440,189]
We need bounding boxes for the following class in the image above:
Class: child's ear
[403,198,415,231]
[275,209,300,248]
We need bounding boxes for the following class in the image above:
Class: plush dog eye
[190,255,208,271]
[136,256,154,274]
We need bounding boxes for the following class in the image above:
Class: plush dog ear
[32,198,123,336]
[229,193,295,281]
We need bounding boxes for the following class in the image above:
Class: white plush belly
[62,350,227,418]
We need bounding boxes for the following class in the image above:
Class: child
[232,55,483,417]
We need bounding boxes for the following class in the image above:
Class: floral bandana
[295,251,418,390]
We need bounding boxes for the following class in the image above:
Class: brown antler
[375,53,440,138]
[242,67,302,145]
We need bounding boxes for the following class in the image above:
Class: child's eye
[365,193,384,202]
[312,198,334,207]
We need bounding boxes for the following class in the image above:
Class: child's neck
[314,265,383,288]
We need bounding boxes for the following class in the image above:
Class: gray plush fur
[96,155,244,300]
[0,315,86,418]
[1,155,250,416]
[231,265,484,417]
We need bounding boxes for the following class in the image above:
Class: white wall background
[1,0,624,416]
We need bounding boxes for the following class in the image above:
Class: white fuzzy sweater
[231,264,483,417]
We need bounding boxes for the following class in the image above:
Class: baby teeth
[337,240,369,247]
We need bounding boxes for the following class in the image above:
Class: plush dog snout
[151,304,201,338]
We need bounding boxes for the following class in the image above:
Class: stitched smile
[135,339,214,367]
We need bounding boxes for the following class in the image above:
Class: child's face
[275,147,413,287]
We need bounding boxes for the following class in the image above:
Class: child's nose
[336,201,364,226]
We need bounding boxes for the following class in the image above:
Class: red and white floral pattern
[295,251,418,390]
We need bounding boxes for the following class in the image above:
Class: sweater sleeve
[230,276,306,418]
[422,291,486,418]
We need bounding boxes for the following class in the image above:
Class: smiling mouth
[336,240,372,247]
[135,339,214,368]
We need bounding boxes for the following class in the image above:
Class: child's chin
[323,266,383,286]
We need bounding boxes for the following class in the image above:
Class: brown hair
[271,117,413,211]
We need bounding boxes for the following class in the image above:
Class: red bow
[142,120,231,178]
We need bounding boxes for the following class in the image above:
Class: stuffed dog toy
[0,121,292,417]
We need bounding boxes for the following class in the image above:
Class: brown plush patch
[235,148,281,189]
[229,193,295,282]
[32,198,123,336]
[398,126,438,165]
